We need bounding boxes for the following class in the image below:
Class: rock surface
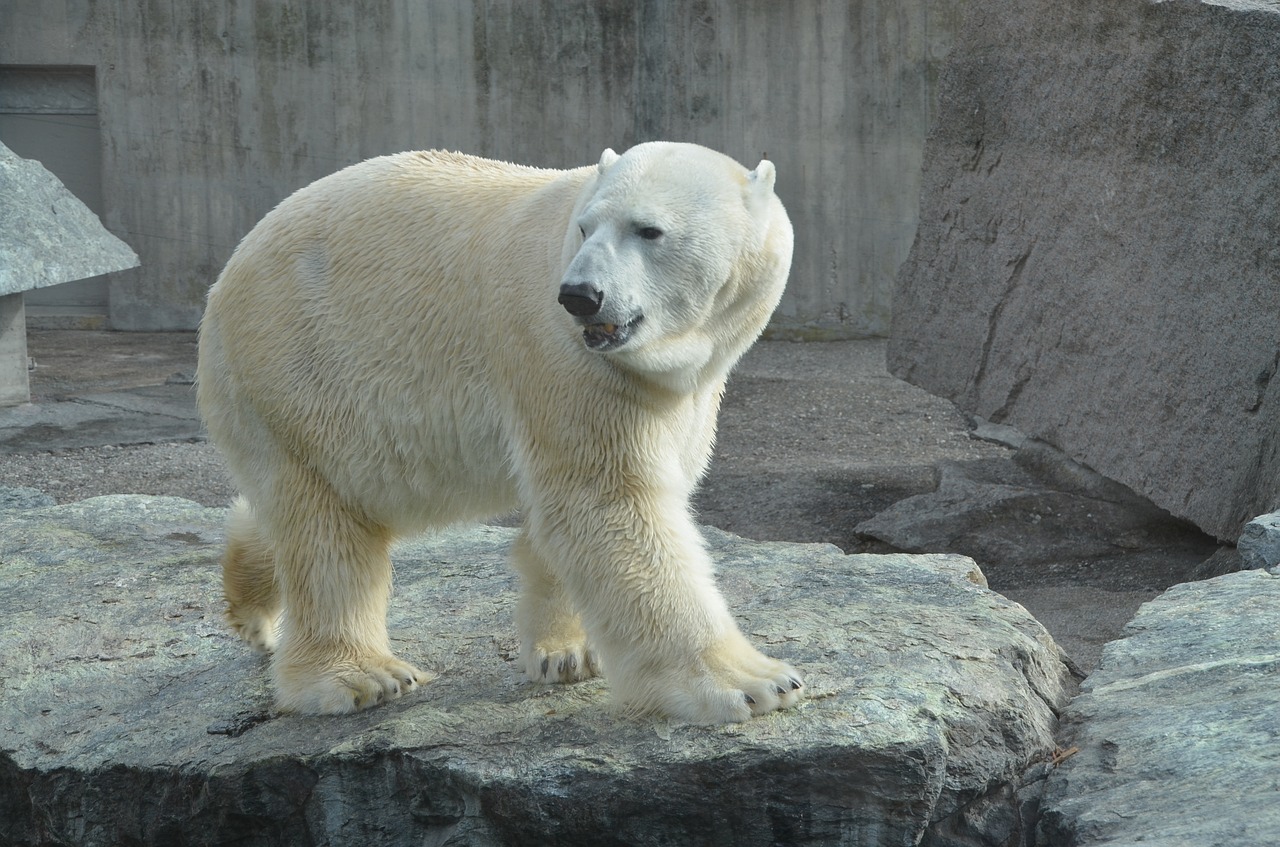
[0,141,139,295]
[0,382,205,452]
[1036,569,1280,846]
[0,484,54,510]
[854,456,1201,571]
[853,446,1220,672]
[1238,510,1280,572]
[888,0,1280,541]
[0,496,1072,847]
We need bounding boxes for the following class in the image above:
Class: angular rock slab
[0,141,139,295]
[0,496,1073,847]
[1038,570,1280,846]
[889,0,1280,541]
[854,457,1201,568]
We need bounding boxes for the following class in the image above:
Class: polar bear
[196,142,801,723]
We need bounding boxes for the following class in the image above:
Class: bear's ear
[598,148,620,174]
[748,159,776,194]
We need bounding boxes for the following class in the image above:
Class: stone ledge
[0,496,1072,846]
[1037,570,1280,845]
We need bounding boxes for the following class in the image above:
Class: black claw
[744,693,756,705]
[540,657,550,677]
[775,685,786,695]
[789,677,802,690]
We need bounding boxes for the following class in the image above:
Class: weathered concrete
[1,0,962,335]
[1037,570,1280,846]
[889,0,1280,541]
[0,496,1073,847]
[0,294,27,406]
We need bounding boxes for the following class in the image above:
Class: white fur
[197,142,800,722]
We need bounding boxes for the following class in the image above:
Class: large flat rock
[888,0,1280,541]
[1037,570,1280,845]
[0,496,1072,847]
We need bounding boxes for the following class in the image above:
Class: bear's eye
[637,226,664,241]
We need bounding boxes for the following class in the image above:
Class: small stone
[1238,511,1280,573]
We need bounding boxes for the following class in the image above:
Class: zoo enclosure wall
[0,0,963,335]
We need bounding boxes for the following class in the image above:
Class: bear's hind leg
[264,465,432,714]
[512,529,601,684]
[223,496,281,653]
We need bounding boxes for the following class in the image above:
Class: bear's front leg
[529,494,804,724]
[258,468,432,714]
[512,529,602,684]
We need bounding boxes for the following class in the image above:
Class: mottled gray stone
[0,484,54,510]
[1037,570,1280,846]
[889,0,1280,541]
[0,496,1072,847]
[0,141,139,295]
[1239,511,1280,572]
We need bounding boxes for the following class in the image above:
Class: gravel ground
[0,441,236,507]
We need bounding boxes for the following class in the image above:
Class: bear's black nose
[558,283,604,317]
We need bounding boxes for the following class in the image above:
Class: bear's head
[559,142,793,394]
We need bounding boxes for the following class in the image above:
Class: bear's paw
[273,652,434,714]
[625,632,805,724]
[226,608,279,654]
[521,641,603,685]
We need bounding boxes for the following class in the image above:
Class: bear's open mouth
[582,316,643,351]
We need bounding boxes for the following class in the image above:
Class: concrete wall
[1,1,961,333]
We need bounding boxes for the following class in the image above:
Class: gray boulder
[889,0,1280,541]
[1037,570,1280,846]
[0,496,1072,847]
[1238,510,1280,572]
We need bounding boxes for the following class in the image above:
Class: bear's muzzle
[558,282,604,317]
